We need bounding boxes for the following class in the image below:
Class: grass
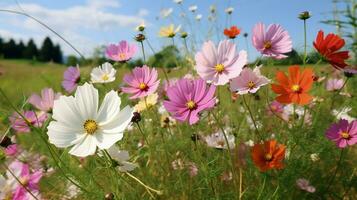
[0,59,357,199]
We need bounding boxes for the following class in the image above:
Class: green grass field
[1,59,357,199]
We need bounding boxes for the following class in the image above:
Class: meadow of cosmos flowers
[0,1,357,200]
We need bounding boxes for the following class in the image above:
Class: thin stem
[125,172,162,195]
[330,77,349,109]
[136,122,150,146]
[242,95,261,136]
[140,41,146,63]
[303,19,307,65]
[325,149,345,194]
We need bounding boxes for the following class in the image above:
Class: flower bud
[298,11,311,20]
[135,33,146,42]
[131,112,141,123]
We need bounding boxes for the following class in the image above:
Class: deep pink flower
[163,78,216,125]
[252,23,292,59]
[62,66,80,93]
[28,88,61,112]
[121,65,160,99]
[5,144,18,156]
[195,40,247,85]
[326,119,357,148]
[106,40,137,62]
[9,111,47,133]
[230,66,270,94]
[8,161,42,200]
[326,78,344,91]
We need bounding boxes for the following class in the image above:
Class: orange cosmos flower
[224,26,241,39]
[271,65,314,105]
[251,140,286,172]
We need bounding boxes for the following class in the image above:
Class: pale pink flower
[187,162,198,177]
[195,40,247,85]
[230,66,270,94]
[326,78,344,91]
[106,40,137,62]
[28,88,61,112]
[296,178,316,193]
[5,144,18,156]
[252,23,292,59]
[9,111,47,133]
[121,65,160,99]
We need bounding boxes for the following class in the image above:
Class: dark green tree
[66,55,78,66]
[0,37,3,57]
[39,37,55,62]
[17,41,25,58]
[3,39,18,58]
[23,39,38,60]
[53,44,63,63]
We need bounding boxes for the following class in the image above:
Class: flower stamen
[291,84,301,93]
[264,41,272,49]
[247,81,256,89]
[215,64,225,73]
[139,83,148,91]
[84,119,98,135]
[340,131,350,139]
[186,100,197,110]
[264,153,273,161]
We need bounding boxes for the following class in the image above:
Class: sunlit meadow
[1,0,357,200]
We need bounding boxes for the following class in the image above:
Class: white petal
[118,162,138,172]
[96,90,121,123]
[75,83,99,120]
[95,130,123,149]
[69,135,97,157]
[47,121,84,148]
[100,106,134,134]
[52,96,84,126]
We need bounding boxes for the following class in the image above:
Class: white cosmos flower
[173,0,183,4]
[332,107,355,123]
[205,131,235,149]
[188,5,197,12]
[90,62,116,83]
[160,8,173,18]
[195,14,202,21]
[106,146,138,172]
[225,7,234,14]
[47,83,134,157]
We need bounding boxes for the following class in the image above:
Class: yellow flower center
[264,41,272,49]
[291,84,301,92]
[118,53,126,60]
[264,153,273,161]
[247,81,256,89]
[139,83,148,90]
[340,131,350,139]
[20,177,29,186]
[102,74,109,81]
[215,64,225,73]
[83,119,98,135]
[186,100,197,110]
[168,33,175,38]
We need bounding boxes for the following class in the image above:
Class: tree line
[0,36,63,63]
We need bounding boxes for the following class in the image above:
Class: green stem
[242,95,261,137]
[140,41,146,63]
[303,20,307,65]
[136,122,150,146]
[325,149,345,194]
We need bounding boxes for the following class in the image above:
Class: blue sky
[0,0,341,61]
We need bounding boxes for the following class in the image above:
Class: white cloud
[0,0,149,57]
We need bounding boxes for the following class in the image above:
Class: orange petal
[275,71,289,85]
[297,93,312,105]
[299,68,314,91]
[288,65,301,84]
[271,84,287,94]
[276,94,292,104]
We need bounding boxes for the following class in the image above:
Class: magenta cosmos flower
[28,88,61,112]
[230,66,270,94]
[252,23,292,59]
[195,40,248,85]
[62,66,80,93]
[326,119,357,148]
[266,100,285,116]
[9,111,47,133]
[163,78,216,125]
[121,65,160,99]
[106,40,137,62]
[8,160,42,200]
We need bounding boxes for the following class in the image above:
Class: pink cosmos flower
[159,78,178,98]
[8,160,42,200]
[9,111,47,133]
[187,162,198,177]
[326,78,344,91]
[296,178,316,193]
[106,40,137,62]
[5,144,18,156]
[62,66,80,93]
[266,101,285,116]
[230,66,270,94]
[28,88,61,112]
[326,119,357,148]
[121,65,160,99]
[252,23,292,59]
[195,40,248,85]
[163,78,216,125]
